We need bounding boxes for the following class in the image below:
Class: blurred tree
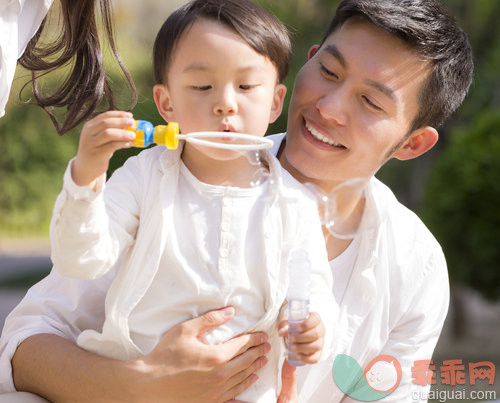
[421,109,500,301]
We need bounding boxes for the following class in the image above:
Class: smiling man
[272,0,473,401]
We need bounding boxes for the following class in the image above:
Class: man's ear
[392,126,439,161]
[308,45,320,60]
[269,84,287,124]
[153,84,175,122]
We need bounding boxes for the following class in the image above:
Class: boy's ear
[269,83,287,124]
[308,45,320,59]
[153,84,175,122]
[392,126,439,161]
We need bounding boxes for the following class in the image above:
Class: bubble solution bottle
[287,249,311,367]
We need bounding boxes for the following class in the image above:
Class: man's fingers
[220,373,259,402]
[217,341,270,387]
[224,354,268,391]
[220,330,268,359]
[182,306,235,337]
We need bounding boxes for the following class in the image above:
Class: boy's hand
[278,312,325,364]
[72,111,136,188]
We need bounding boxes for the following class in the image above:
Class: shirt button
[220,249,228,258]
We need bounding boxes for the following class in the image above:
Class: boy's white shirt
[0,134,449,403]
[48,143,335,401]
[0,0,53,118]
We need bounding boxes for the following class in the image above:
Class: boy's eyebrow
[183,63,211,73]
[322,44,396,102]
[183,64,266,75]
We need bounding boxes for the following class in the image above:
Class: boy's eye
[194,85,212,91]
[239,84,255,90]
[320,64,339,79]
[362,95,383,111]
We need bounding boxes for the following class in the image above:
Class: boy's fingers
[295,312,321,332]
[290,339,323,354]
[92,129,136,148]
[277,320,288,337]
[83,115,135,137]
[296,351,321,365]
[94,110,133,120]
[289,326,322,344]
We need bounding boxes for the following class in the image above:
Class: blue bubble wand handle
[126,120,273,150]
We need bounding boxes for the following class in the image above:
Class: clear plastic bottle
[287,249,311,366]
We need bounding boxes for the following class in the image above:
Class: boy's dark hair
[322,0,473,131]
[153,0,291,85]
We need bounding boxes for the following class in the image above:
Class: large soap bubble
[305,177,382,239]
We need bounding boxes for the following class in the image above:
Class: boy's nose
[214,88,237,116]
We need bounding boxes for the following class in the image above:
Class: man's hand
[278,311,325,364]
[131,306,270,402]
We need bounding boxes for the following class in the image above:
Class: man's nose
[316,85,349,126]
[214,87,237,116]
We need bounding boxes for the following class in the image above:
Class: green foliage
[420,110,500,301]
[0,100,78,235]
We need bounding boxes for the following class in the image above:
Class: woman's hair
[321,0,474,131]
[153,0,292,85]
[18,0,137,135]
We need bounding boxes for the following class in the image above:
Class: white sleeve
[0,266,115,393]
[343,250,449,403]
[0,0,53,118]
[296,198,337,361]
[50,155,141,279]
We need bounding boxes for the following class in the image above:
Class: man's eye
[320,64,338,79]
[362,95,382,111]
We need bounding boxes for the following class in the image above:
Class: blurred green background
[0,0,499,400]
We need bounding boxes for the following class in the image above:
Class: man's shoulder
[371,178,445,281]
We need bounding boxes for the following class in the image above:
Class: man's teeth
[305,121,344,147]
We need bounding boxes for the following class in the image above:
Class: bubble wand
[127,120,273,150]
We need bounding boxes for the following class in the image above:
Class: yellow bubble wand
[127,120,273,150]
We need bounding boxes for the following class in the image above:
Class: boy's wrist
[71,156,98,189]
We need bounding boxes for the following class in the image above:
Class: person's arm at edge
[12,308,270,402]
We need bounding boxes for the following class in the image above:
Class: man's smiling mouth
[305,120,346,148]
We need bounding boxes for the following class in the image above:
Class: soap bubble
[305,177,375,239]
[183,133,274,189]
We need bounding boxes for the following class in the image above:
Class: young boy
[50,0,336,401]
